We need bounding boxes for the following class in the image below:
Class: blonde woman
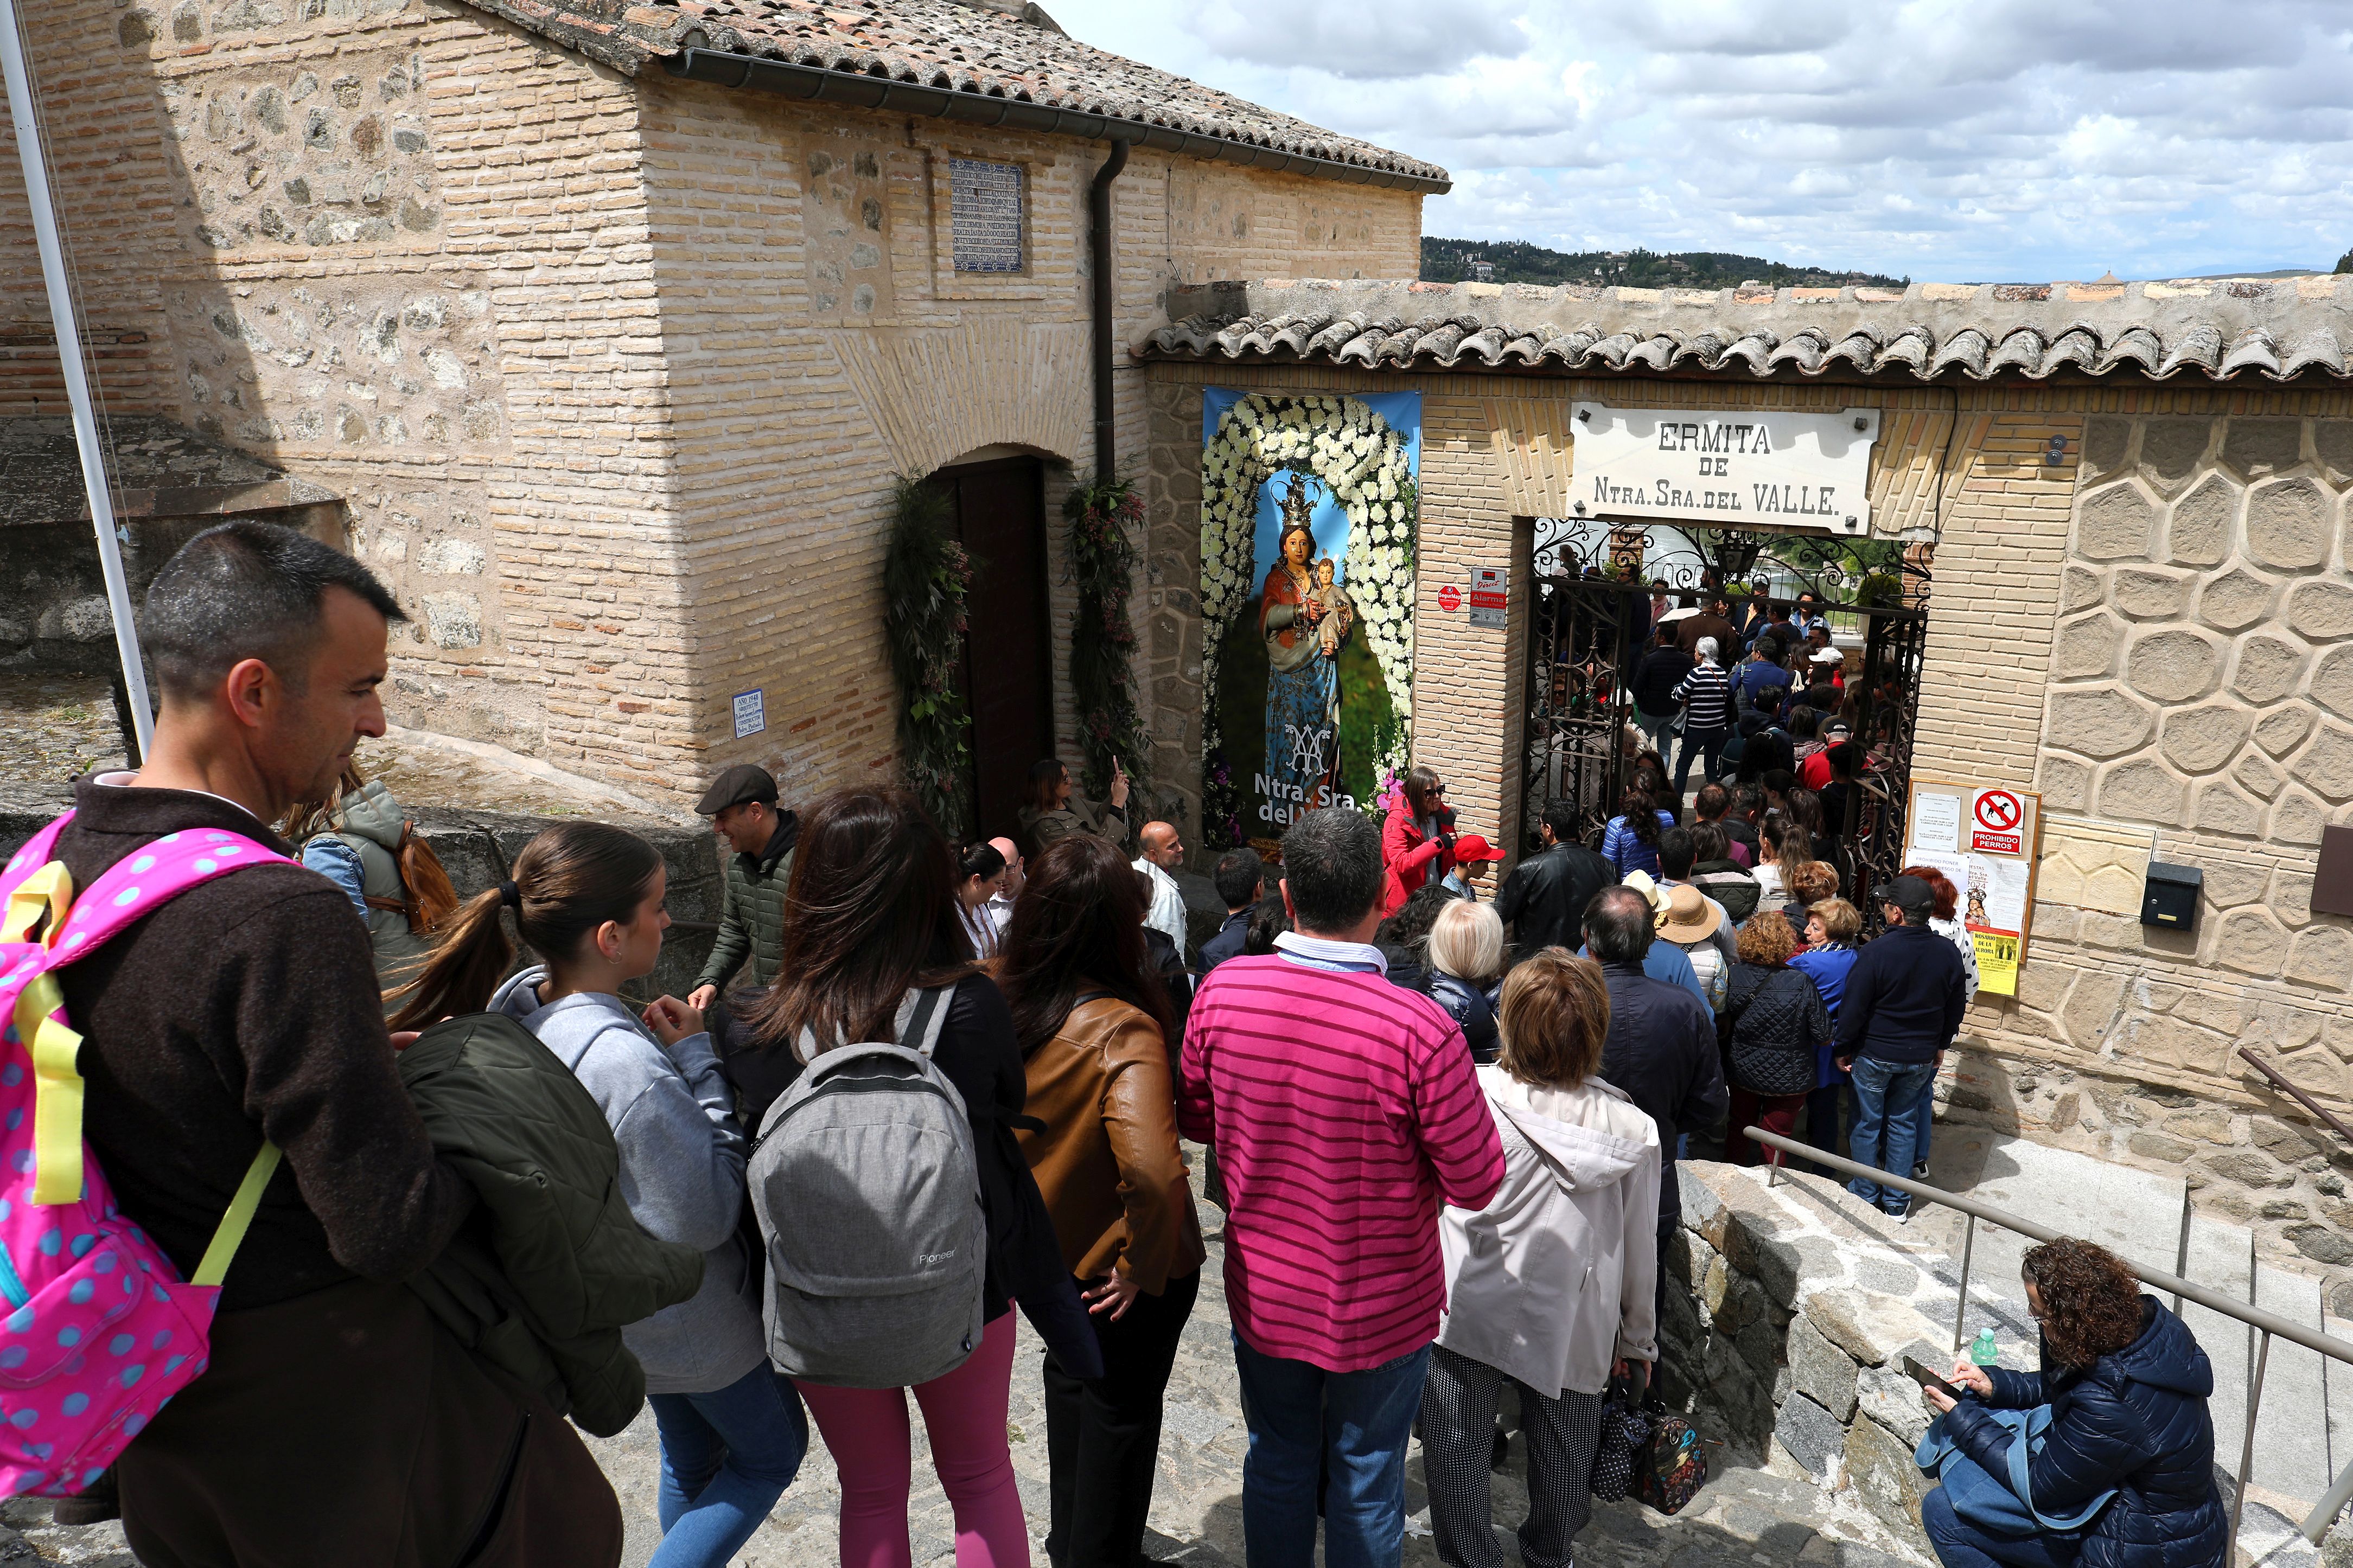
[1421,951,1662,1568]
[1426,900,1506,1064]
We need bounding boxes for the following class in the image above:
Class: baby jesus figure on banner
[1311,558,1355,657]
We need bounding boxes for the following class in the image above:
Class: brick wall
[2,0,1421,814]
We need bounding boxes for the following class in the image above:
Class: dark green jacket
[399,1014,705,1437]
[694,812,798,995]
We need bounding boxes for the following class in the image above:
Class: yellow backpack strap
[17,974,86,1206]
[4,862,84,1205]
[1,863,71,945]
[192,1143,283,1289]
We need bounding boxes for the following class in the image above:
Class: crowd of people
[0,520,2226,1568]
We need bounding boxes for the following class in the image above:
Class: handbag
[1915,1404,2118,1537]
[1636,1400,1707,1515]
[1590,1374,1649,1502]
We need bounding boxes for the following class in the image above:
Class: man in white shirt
[985,835,1024,935]
[1133,820,1189,954]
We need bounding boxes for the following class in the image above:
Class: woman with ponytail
[953,840,1010,961]
[394,822,806,1568]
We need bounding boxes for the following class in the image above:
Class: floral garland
[1064,472,1149,802]
[1198,393,1418,840]
[882,475,974,840]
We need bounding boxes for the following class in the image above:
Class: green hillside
[1422,237,1907,291]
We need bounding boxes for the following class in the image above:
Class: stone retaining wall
[1662,1162,1959,1557]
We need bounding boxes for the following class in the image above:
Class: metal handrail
[1743,1125,2353,1551]
[2240,1047,2353,1151]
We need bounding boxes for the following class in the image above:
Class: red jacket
[1381,802,1452,916]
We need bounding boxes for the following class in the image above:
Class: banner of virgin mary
[1197,389,1422,857]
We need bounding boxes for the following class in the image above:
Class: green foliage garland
[1064,472,1149,801]
[883,475,973,839]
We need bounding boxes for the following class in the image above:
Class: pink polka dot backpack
[0,812,286,1497]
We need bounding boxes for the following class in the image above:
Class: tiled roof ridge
[1139,275,2353,382]
[456,0,1448,184]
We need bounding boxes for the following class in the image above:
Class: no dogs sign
[1972,790,2024,854]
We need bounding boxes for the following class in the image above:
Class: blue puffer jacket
[1943,1297,2224,1568]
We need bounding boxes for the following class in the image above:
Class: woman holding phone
[1916,1237,2223,1568]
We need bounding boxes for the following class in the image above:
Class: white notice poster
[1911,794,1962,854]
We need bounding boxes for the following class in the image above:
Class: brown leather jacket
[1016,995,1207,1292]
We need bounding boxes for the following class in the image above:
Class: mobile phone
[1902,1355,1961,1399]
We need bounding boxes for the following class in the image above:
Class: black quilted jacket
[1944,1297,2224,1568]
[1723,963,1830,1096]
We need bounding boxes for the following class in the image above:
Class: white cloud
[1053,0,2353,277]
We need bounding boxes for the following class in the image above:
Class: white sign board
[1569,402,1880,535]
[732,688,766,739]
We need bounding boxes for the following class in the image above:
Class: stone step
[1902,1130,2348,1519]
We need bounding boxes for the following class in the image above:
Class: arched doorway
[933,452,1053,840]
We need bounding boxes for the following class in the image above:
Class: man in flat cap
[687,763,798,1029]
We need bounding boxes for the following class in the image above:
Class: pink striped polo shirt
[1177,953,1505,1372]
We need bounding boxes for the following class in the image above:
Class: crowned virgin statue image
[1258,471,1352,808]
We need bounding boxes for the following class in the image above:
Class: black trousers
[1042,1268,1201,1568]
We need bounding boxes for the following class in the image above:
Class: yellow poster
[1973,929,2020,997]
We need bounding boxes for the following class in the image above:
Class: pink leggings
[799,1310,1029,1568]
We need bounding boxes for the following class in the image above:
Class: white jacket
[1133,855,1188,953]
[1436,1070,1662,1399]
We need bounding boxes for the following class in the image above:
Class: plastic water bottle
[1971,1328,1999,1367]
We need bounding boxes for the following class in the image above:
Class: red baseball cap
[1453,834,1506,863]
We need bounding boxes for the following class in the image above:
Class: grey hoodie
[1437,1071,1661,1400]
[492,967,766,1395]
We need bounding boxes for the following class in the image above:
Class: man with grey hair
[1133,820,1189,952]
[1585,885,1726,1344]
[1180,808,1503,1566]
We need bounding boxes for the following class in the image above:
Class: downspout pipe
[1089,138,1130,478]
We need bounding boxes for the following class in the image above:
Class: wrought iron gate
[1522,520,1931,919]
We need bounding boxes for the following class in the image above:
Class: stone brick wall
[4,0,1412,809]
[4,0,1420,812]
[1936,396,2353,1306]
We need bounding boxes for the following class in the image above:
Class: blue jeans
[647,1363,810,1568]
[1846,1056,1936,1213]
[1912,1075,1937,1172]
[1231,1332,1431,1568]
[1923,1482,2082,1567]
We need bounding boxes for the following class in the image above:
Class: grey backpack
[747,986,989,1388]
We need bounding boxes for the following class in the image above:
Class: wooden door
[939,457,1051,841]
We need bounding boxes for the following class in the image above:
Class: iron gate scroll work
[1523,520,1930,919]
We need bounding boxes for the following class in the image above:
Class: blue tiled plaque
[951,158,1025,274]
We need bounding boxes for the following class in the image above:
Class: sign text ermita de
[1569,403,1880,536]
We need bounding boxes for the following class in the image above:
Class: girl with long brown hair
[396,822,806,1568]
[993,834,1202,1568]
[734,788,1089,1568]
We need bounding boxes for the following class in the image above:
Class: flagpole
[1,0,154,758]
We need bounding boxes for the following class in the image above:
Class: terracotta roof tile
[1140,276,2353,383]
[459,0,1446,185]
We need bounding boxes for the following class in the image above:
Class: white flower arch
[1198,393,1418,769]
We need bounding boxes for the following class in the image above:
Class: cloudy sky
[1051,0,2353,281]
